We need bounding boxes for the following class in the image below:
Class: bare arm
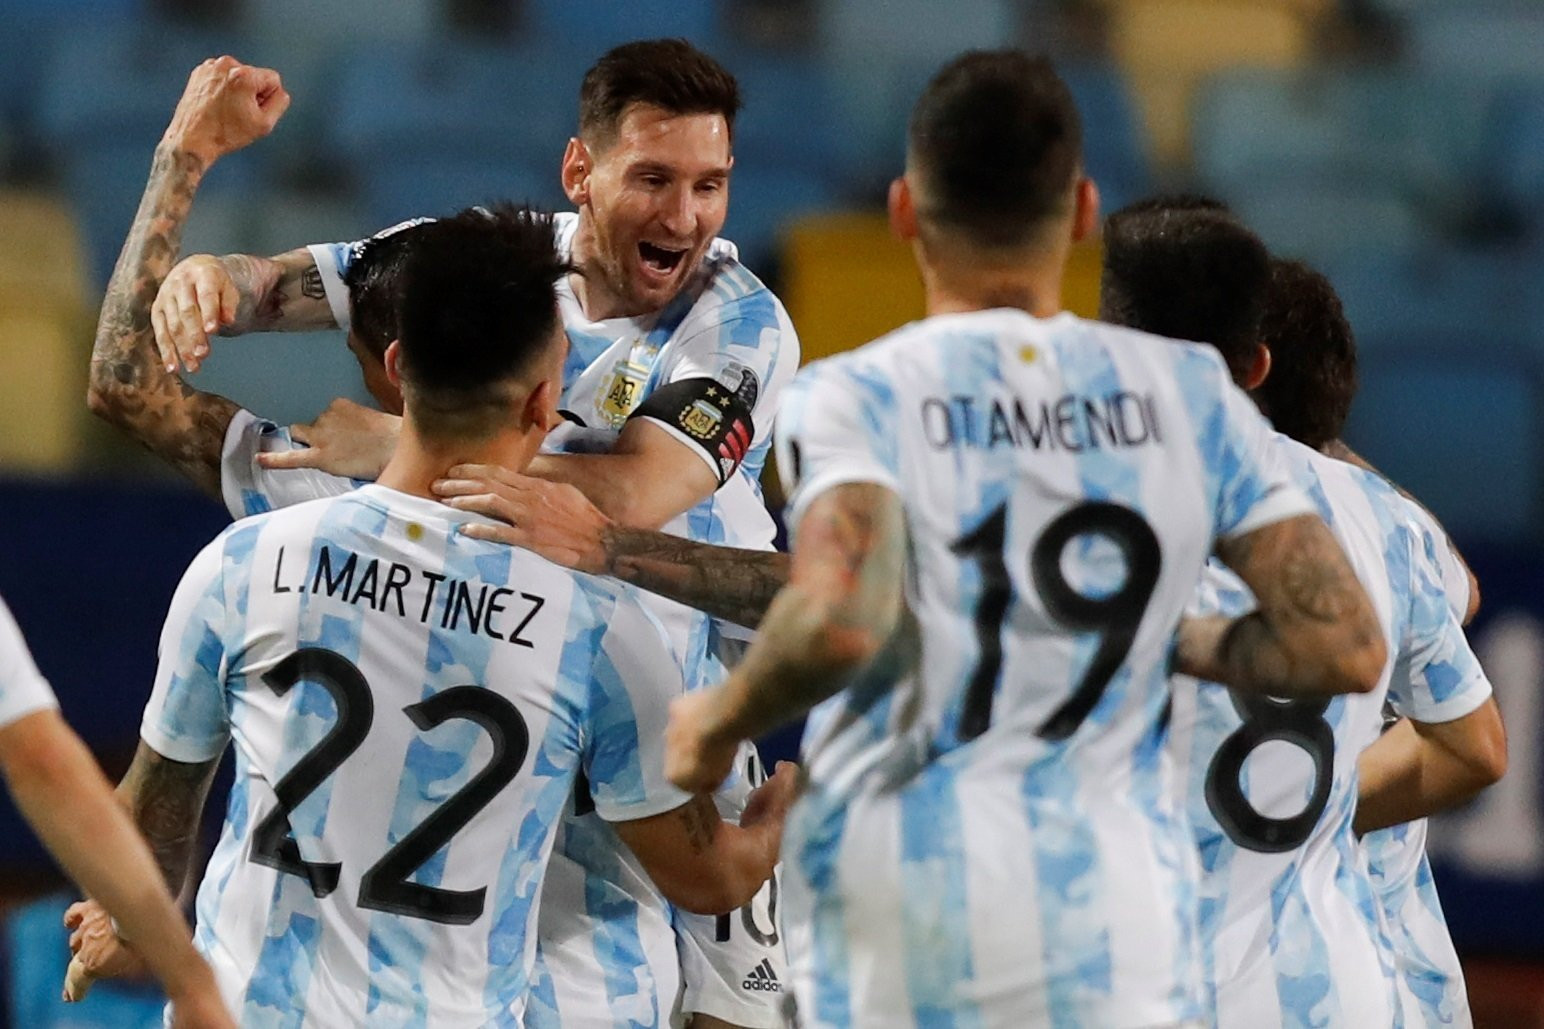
[85,58,289,498]
[1176,513,1387,698]
[1355,699,1507,834]
[665,483,907,793]
[524,419,720,529]
[115,740,224,891]
[612,764,796,915]
[0,713,226,1019]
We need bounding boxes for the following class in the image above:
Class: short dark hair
[394,203,572,438]
[907,51,1083,249]
[1253,258,1359,450]
[345,220,433,361]
[578,38,741,147]
[1099,197,1270,383]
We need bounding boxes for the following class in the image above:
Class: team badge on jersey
[597,357,651,428]
[634,363,760,485]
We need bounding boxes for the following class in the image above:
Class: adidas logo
[741,958,782,992]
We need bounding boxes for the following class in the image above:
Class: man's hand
[666,688,743,794]
[740,761,800,834]
[62,899,147,1002]
[151,56,289,373]
[255,398,400,479]
[435,465,614,574]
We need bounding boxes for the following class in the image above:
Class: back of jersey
[775,309,1309,1026]
[140,484,687,1027]
[1166,441,1489,1027]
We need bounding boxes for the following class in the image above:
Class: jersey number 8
[247,648,530,925]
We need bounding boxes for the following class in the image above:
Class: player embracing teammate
[54,33,1504,1029]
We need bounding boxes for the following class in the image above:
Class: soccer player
[1252,259,1503,1027]
[664,51,1387,1027]
[79,205,791,1025]
[1098,200,1504,1026]
[0,593,234,1027]
[91,43,796,1027]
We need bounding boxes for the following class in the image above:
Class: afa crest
[597,359,650,428]
[680,399,724,440]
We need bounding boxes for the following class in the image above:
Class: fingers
[219,274,240,329]
[63,901,87,929]
[151,296,179,373]
[444,464,522,488]
[63,954,96,1003]
[288,422,312,446]
[442,492,516,525]
[255,447,322,471]
[457,522,525,548]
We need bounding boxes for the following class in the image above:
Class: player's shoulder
[679,240,791,333]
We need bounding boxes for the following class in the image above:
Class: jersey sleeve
[1203,361,1316,540]
[1387,520,1492,724]
[581,591,694,823]
[139,537,234,763]
[307,240,358,331]
[0,594,58,730]
[1404,501,1471,622]
[628,287,799,487]
[220,408,359,519]
[774,360,902,536]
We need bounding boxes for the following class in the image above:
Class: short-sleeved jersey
[140,485,691,1026]
[226,212,799,1027]
[0,594,57,730]
[773,308,1314,1028]
[1360,503,1476,1029]
[1165,438,1493,1028]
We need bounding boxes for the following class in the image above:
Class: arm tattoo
[679,794,718,855]
[720,484,908,740]
[606,529,789,629]
[222,249,332,333]
[87,144,239,498]
[117,743,221,891]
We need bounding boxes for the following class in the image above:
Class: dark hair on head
[345,220,436,361]
[1253,258,1358,450]
[579,38,740,147]
[1099,197,1270,383]
[907,50,1083,249]
[394,203,572,438]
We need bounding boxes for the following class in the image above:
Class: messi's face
[568,103,731,316]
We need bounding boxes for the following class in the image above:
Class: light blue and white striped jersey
[1166,438,1492,1028]
[0,594,57,730]
[1361,502,1476,1029]
[139,484,692,1027]
[225,210,800,1027]
[773,308,1315,1028]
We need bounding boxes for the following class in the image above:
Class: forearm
[605,527,788,629]
[85,141,237,496]
[1175,611,1374,698]
[1355,720,1475,833]
[219,249,335,334]
[1,717,211,998]
[115,741,219,892]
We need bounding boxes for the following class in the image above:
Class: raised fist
[162,55,290,165]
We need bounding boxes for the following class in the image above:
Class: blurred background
[0,0,1540,1024]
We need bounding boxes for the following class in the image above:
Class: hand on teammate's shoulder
[162,55,291,166]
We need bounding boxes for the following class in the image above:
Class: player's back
[153,484,684,1027]
[1167,440,1476,1027]
[778,308,1308,1027]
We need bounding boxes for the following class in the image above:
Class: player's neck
[568,213,653,322]
[377,423,538,501]
[916,243,1065,320]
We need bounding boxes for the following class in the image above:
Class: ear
[384,340,404,388]
[1071,176,1100,244]
[1243,342,1273,392]
[523,378,564,433]
[562,138,592,207]
[888,176,918,242]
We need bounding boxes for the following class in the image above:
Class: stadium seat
[721,49,838,180]
[250,190,371,259]
[722,166,844,275]
[1319,250,1526,352]
[360,153,563,229]
[1404,4,1544,82]
[1344,344,1541,542]
[1103,0,1315,167]
[329,40,580,175]
[5,894,168,1028]
[1493,84,1544,220]
[524,0,721,49]
[1227,177,1430,264]
[242,0,436,43]
[1059,62,1154,216]
[191,330,376,428]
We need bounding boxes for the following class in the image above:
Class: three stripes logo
[742,958,782,992]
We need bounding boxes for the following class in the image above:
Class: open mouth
[638,241,688,276]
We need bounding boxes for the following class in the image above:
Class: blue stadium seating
[722,48,838,180]
[1060,62,1153,216]
[524,0,721,50]
[1404,4,1544,82]
[723,166,842,273]
[5,895,167,1028]
[1320,250,1528,352]
[359,153,563,229]
[1492,83,1544,219]
[1229,176,1431,264]
[1345,344,1541,542]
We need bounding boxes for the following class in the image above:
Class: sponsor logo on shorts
[742,957,782,992]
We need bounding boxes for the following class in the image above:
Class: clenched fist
[163,55,290,167]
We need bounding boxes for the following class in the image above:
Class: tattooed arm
[115,741,224,891]
[85,57,289,498]
[665,483,907,793]
[1175,513,1387,697]
[612,764,798,915]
